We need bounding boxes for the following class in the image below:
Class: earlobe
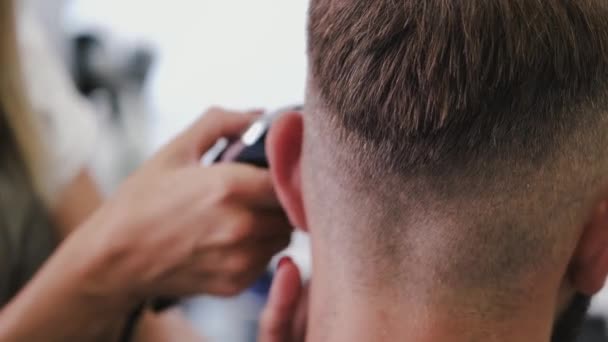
[266,112,308,231]
[570,202,608,295]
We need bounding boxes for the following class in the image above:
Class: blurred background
[62,0,308,192]
[19,0,308,340]
[16,0,608,340]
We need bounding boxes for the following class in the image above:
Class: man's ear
[570,201,608,295]
[266,112,308,231]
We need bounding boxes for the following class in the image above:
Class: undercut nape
[304,0,608,313]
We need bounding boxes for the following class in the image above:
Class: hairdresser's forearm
[0,236,133,341]
[53,169,104,239]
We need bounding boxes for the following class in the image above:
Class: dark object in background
[72,33,154,117]
[578,317,608,342]
[73,34,104,97]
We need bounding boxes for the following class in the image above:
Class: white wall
[66,0,309,151]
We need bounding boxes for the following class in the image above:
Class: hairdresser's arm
[50,169,206,341]
[0,109,292,341]
[52,168,102,238]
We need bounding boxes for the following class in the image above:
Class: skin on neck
[306,236,568,342]
[265,112,605,342]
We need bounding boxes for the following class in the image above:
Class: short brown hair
[306,0,608,298]
[309,0,608,174]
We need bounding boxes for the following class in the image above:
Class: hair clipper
[151,105,302,312]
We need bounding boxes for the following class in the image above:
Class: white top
[17,8,98,203]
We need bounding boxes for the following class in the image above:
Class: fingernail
[278,256,292,270]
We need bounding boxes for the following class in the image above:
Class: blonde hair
[0,0,46,195]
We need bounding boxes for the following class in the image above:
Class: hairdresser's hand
[259,258,308,342]
[60,108,292,305]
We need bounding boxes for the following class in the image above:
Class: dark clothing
[0,112,57,306]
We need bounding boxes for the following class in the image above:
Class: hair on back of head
[306,0,608,300]
[308,0,608,176]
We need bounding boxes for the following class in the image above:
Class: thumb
[259,257,303,342]
[162,108,260,165]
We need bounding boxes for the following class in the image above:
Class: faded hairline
[303,80,608,306]
[303,0,608,317]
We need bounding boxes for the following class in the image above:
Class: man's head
[268,0,608,340]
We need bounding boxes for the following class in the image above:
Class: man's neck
[307,261,558,342]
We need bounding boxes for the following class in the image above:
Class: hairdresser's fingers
[219,210,292,243]
[249,212,293,239]
[201,234,292,272]
[259,257,302,342]
[160,108,261,165]
[194,237,292,297]
[223,237,293,291]
[206,164,283,209]
[292,283,309,342]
